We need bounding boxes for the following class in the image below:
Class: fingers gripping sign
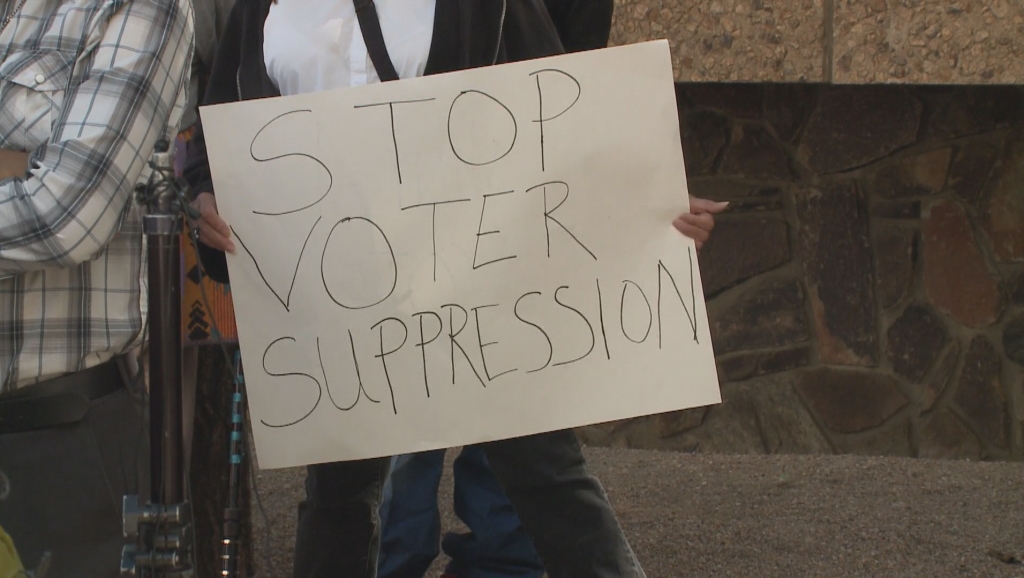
[673,196,729,251]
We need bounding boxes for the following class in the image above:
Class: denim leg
[378,450,446,578]
[483,430,646,578]
[293,457,391,578]
[443,445,545,578]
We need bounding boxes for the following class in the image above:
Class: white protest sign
[200,41,721,469]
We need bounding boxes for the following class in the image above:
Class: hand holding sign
[674,196,730,251]
[192,192,235,253]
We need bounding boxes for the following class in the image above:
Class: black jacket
[184,0,613,282]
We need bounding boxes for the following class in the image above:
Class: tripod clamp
[121,496,193,574]
[122,140,195,577]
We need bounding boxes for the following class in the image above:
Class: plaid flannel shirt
[0,0,193,390]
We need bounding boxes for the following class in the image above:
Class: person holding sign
[185,1,724,577]
[376,197,725,578]
[374,5,726,578]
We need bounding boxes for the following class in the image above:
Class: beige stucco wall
[610,0,1024,84]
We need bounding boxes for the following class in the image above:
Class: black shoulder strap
[353,0,400,82]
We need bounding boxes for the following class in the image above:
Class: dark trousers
[294,457,392,578]
[0,388,146,578]
[484,430,645,578]
[294,429,645,578]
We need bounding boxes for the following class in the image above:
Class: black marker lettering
[473,190,517,270]
[260,337,321,427]
[371,317,408,415]
[317,334,379,412]
[353,98,436,184]
[249,110,332,216]
[657,252,699,346]
[448,90,517,166]
[402,199,471,282]
[596,279,611,360]
[525,181,596,261]
[529,69,581,172]
[553,285,595,367]
[412,310,444,397]
[472,304,517,382]
[321,217,398,310]
[620,280,653,344]
[514,291,554,374]
[231,216,320,312]
[442,304,486,387]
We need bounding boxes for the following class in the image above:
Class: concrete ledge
[610,0,827,82]
[833,0,1024,84]
[611,0,1024,84]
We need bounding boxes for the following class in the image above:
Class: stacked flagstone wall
[578,83,1024,460]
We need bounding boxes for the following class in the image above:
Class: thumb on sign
[672,196,729,252]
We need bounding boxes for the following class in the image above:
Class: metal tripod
[121,141,193,577]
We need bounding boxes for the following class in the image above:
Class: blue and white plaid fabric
[0,0,193,390]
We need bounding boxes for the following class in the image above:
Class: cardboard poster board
[201,41,721,469]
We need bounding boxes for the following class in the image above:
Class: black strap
[0,393,90,435]
[0,357,126,434]
[1,356,125,401]
[353,0,400,82]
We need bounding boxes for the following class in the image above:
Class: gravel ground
[250,447,1024,577]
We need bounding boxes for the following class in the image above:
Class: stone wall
[577,84,1024,460]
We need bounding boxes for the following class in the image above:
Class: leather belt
[0,358,126,435]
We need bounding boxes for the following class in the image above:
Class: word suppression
[250,249,700,428]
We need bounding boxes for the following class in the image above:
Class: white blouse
[264,0,435,96]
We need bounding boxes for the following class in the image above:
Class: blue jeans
[379,445,545,578]
[315,430,644,578]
